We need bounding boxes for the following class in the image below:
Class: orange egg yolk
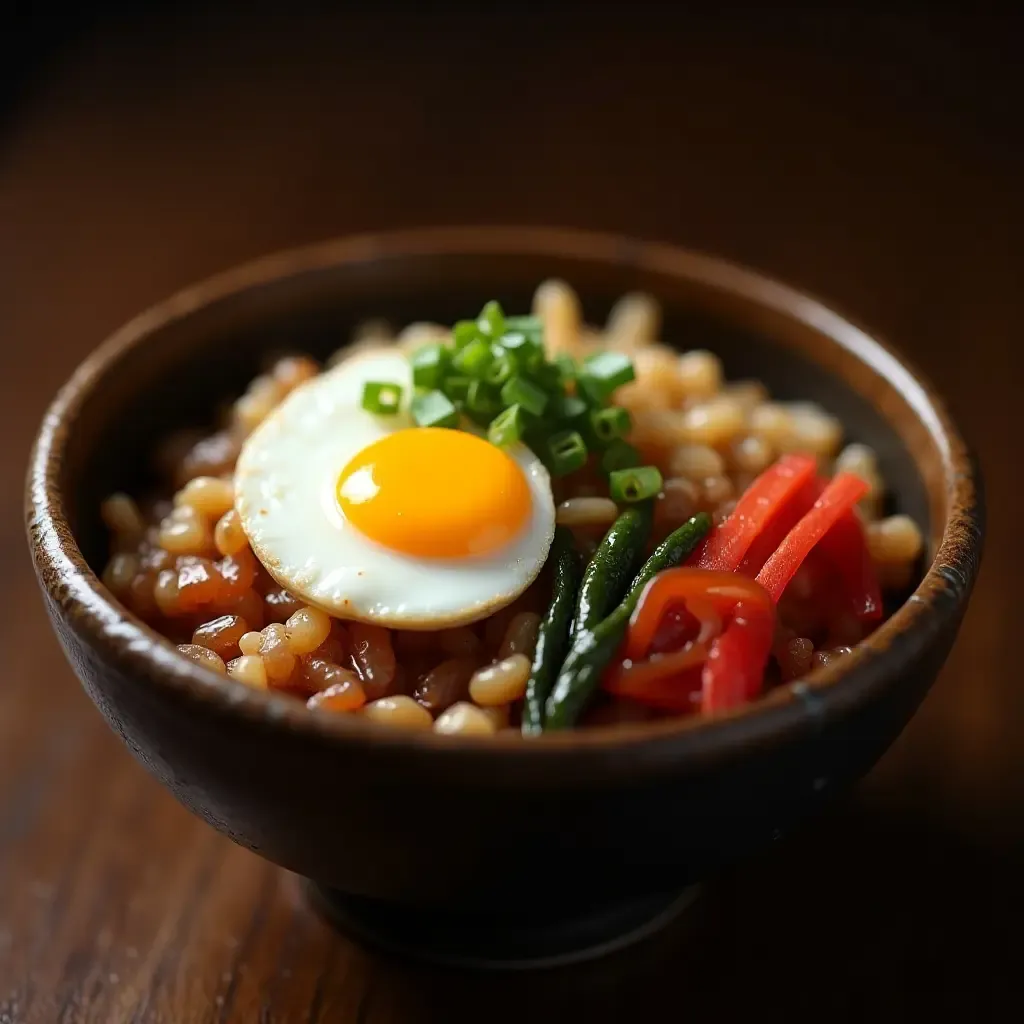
[336,428,533,558]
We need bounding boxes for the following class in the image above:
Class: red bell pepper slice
[691,454,817,572]
[623,569,770,661]
[604,569,775,713]
[817,509,882,623]
[737,470,880,623]
[602,643,708,711]
[737,474,824,577]
[701,598,776,713]
[756,473,870,603]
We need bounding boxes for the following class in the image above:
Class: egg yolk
[336,428,533,558]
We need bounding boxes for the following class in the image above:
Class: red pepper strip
[756,473,870,603]
[817,510,882,623]
[649,602,711,655]
[701,599,776,713]
[606,571,774,711]
[737,475,824,577]
[623,570,770,661]
[607,598,722,704]
[603,642,709,711]
[691,454,817,572]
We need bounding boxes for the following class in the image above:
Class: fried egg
[234,350,556,628]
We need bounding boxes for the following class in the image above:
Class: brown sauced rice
[100,281,923,734]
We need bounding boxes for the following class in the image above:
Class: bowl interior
[63,247,931,578]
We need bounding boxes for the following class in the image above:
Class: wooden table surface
[1,8,1021,1021]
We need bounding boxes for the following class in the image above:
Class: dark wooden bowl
[25,227,983,968]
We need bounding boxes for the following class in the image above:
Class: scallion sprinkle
[361,380,403,415]
[548,393,588,423]
[609,465,663,503]
[452,320,480,349]
[410,344,448,389]
[590,406,632,443]
[532,360,565,394]
[504,315,543,341]
[442,375,471,404]
[554,353,577,387]
[411,390,459,429]
[452,338,493,377]
[578,350,635,404]
[477,300,506,339]
[466,379,502,422]
[601,439,641,473]
[500,375,548,417]
[497,331,541,371]
[488,404,526,447]
[546,430,588,477]
[483,350,514,387]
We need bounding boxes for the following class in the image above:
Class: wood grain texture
[1,8,1021,1021]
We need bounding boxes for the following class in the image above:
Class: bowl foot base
[308,882,702,970]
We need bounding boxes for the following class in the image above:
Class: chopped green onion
[601,440,641,473]
[488,404,526,447]
[411,390,459,429]
[410,344,448,389]
[483,350,514,387]
[498,331,530,353]
[497,331,541,371]
[361,380,404,415]
[452,320,480,349]
[609,465,663,503]
[452,338,493,377]
[546,430,588,477]
[578,351,635,404]
[554,353,577,387]
[442,375,471,404]
[589,406,632,443]
[532,360,565,394]
[548,394,588,423]
[466,379,502,422]
[500,376,548,417]
[504,315,543,341]
[477,300,506,339]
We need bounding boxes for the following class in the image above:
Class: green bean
[544,514,711,730]
[571,503,653,637]
[521,529,581,736]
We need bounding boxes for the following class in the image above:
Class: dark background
[1,5,1021,1021]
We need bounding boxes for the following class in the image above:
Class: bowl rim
[25,226,984,762]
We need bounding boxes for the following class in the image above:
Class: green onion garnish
[497,331,540,371]
[483,350,514,387]
[548,394,588,423]
[601,439,641,473]
[361,380,403,415]
[477,300,506,339]
[498,331,531,353]
[500,376,548,418]
[401,302,644,502]
[577,350,635,404]
[452,338,493,377]
[504,315,543,341]
[488,404,526,447]
[554,353,577,387]
[532,361,566,396]
[452,320,480,349]
[546,430,588,477]
[410,344,448,389]
[411,390,459,428]
[590,406,632,443]
[609,465,663,503]
[442,375,471,405]
[466,379,502,423]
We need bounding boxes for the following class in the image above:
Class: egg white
[234,349,556,628]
